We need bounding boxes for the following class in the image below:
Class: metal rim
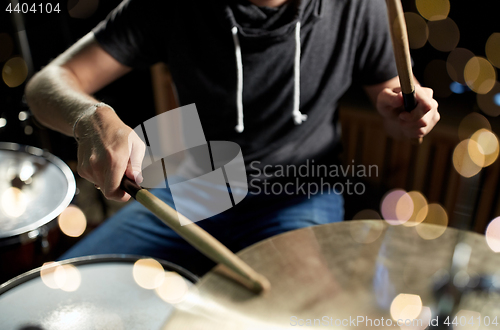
[0,142,76,239]
[0,254,199,295]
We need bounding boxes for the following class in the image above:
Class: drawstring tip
[235,124,244,133]
[293,113,308,125]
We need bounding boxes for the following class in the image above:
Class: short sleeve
[353,0,398,85]
[92,0,167,68]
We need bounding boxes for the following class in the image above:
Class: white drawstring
[293,21,307,125]
[232,26,245,133]
[231,21,306,133]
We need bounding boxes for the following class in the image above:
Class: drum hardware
[120,176,270,294]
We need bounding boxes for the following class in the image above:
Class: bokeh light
[477,82,500,117]
[453,310,481,330]
[400,306,432,330]
[18,111,28,121]
[427,18,460,52]
[41,262,60,289]
[58,205,87,237]
[485,33,500,69]
[470,129,499,167]
[132,258,165,289]
[486,217,500,253]
[352,209,381,220]
[0,33,14,63]
[2,57,28,88]
[405,12,428,49]
[155,272,190,304]
[424,60,453,98]
[0,117,6,128]
[450,82,467,94]
[390,294,422,321]
[1,187,28,217]
[453,140,483,178]
[68,0,99,19]
[464,57,496,94]
[403,191,428,227]
[349,219,384,244]
[381,189,413,226]
[415,204,448,240]
[458,112,491,141]
[416,0,450,21]
[447,48,475,85]
[54,264,82,292]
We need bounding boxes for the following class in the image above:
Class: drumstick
[385,0,423,145]
[120,176,271,294]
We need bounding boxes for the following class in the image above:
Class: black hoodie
[93,0,397,185]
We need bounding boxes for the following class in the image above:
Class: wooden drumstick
[385,0,423,145]
[120,176,271,294]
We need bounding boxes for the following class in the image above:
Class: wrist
[73,103,116,142]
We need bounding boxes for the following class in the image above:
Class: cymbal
[163,220,500,329]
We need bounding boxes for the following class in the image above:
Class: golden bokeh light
[353,209,381,220]
[68,0,99,19]
[458,112,491,140]
[155,272,190,304]
[470,129,499,167]
[424,60,452,98]
[381,189,413,226]
[403,191,428,227]
[477,82,500,117]
[464,57,496,95]
[133,258,165,289]
[466,139,486,167]
[405,12,428,49]
[1,187,28,218]
[486,217,500,253]
[447,48,475,85]
[427,18,459,52]
[0,33,14,63]
[454,310,481,330]
[349,220,385,244]
[485,33,500,69]
[416,0,450,21]
[415,204,448,240]
[2,57,28,88]
[54,264,82,292]
[390,294,422,321]
[453,140,483,178]
[41,262,60,289]
[58,205,87,237]
[400,306,432,330]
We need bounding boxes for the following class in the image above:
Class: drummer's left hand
[364,77,440,139]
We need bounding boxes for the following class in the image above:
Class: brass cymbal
[163,220,500,329]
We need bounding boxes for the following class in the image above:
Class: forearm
[25,65,100,136]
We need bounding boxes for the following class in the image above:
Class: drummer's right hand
[75,106,146,202]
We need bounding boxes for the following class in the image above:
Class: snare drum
[0,255,197,330]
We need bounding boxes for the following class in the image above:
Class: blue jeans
[61,180,344,276]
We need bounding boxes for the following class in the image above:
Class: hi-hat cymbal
[163,220,500,329]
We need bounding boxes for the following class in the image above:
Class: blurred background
[1,0,500,282]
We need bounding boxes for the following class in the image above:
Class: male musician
[25,0,439,275]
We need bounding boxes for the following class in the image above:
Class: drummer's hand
[376,85,440,139]
[75,106,146,201]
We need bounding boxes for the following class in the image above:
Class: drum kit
[1,142,500,329]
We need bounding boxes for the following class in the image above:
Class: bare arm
[25,32,145,201]
[25,32,131,135]
[363,76,440,139]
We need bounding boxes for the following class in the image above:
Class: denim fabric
[61,180,343,276]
